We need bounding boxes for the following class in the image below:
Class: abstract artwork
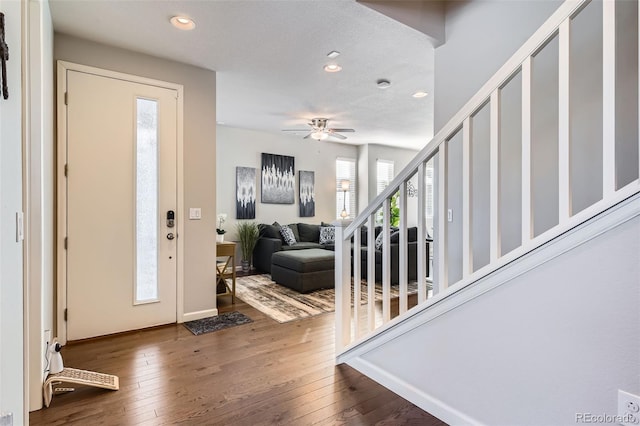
[261,153,295,204]
[236,167,256,219]
[299,171,315,217]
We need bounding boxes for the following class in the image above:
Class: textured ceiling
[49,0,436,150]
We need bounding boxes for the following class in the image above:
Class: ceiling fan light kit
[282,117,355,141]
[311,131,329,141]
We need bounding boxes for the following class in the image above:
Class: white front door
[63,66,179,340]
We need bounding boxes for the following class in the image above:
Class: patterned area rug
[235,274,418,323]
[183,311,253,335]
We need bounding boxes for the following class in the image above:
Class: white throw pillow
[319,226,335,244]
[375,232,384,250]
[280,225,297,246]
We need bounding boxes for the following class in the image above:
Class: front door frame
[56,60,185,344]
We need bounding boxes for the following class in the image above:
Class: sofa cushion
[259,223,281,240]
[297,223,320,242]
[272,249,334,273]
[280,225,297,246]
[319,226,335,244]
[281,242,323,250]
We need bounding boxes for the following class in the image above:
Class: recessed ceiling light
[324,63,342,73]
[412,91,428,98]
[170,16,196,30]
[377,79,391,89]
[327,50,341,59]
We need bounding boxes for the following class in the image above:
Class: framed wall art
[261,153,295,204]
[299,170,315,217]
[236,166,256,219]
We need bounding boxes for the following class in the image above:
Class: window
[336,158,356,219]
[376,159,394,195]
[135,98,159,303]
[376,159,394,223]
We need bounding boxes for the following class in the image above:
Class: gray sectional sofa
[253,222,430,285]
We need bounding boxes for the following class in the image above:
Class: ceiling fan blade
[327,131,347,140]
[282,129,309,132]
[329,128,355,133]
[303,131,313,139]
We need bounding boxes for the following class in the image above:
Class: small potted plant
[216,213,227,243]
[236,221,259,272]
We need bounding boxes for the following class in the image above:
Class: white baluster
[462,117,472,278]
[559,18,571,223]
[437,145,448,294]
[522,56,533,245]
[603,0,616,197]
[382,197,391,323]
[417,162,428,303]
[490,90,501,262]
[353,226,361,338]
[398,181,408,315]
[333,221,351,353]
[367,214,376,331]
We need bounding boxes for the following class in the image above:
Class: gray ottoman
[271,249,335,293]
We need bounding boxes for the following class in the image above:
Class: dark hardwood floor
[30,294,445,425]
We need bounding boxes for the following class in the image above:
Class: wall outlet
[447,209,453,222]
[44,329,51,346]
[618,390,640,426]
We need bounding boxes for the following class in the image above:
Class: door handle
[167,233,175,240]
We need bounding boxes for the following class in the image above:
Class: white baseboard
[180,308,218,323]
[348,357,482,425]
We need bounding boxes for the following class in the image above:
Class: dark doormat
[183,311,253,335]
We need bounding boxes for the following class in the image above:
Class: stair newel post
[334,220,352,354]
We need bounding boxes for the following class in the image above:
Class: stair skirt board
[337,193,640,424]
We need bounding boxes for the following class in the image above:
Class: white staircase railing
[335,0,640,354]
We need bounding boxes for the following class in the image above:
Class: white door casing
[57,62,184,342]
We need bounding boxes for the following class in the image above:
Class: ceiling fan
[282,118,355,141]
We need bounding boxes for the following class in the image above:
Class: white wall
[354,210,640,425]
[0,0,25,423]
[27,0,54,411]
[434,0,562,132]
[216,125,359,242]
[54,34,217,318]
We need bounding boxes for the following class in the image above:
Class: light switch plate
[189,208,202,220]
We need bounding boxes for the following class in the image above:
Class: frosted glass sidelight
[135,98,159,303]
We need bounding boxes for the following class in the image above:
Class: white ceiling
[49,0,437,150]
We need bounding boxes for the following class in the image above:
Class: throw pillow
[280,225,297,246]
[319,226,335,244]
